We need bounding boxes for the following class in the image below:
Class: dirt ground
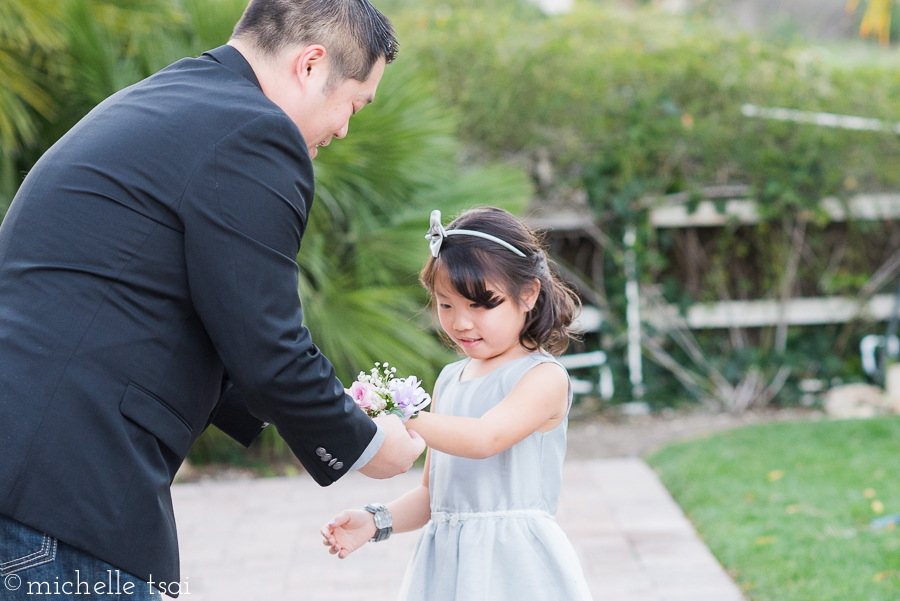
[565,406,825,460]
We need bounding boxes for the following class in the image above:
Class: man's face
[298,57,386,159]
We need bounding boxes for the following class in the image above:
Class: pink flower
[347,381,377,410]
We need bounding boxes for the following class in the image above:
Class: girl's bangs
[429,249,505,308]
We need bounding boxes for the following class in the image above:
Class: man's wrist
[349,423,385,472]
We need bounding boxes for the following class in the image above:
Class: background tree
[0,0,531,465]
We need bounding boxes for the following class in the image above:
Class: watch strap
[363,503,393,542]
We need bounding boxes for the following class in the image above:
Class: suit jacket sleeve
[207,376,267,448]
[179,112,376,485]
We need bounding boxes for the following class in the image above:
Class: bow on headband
[425,210,527,258]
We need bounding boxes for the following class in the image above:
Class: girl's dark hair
[420,207,581,356]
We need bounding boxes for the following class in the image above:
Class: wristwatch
[363,503,392,542]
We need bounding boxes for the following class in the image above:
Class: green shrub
[383,0,900,406]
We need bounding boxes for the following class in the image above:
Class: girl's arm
[407,362,568,460]
[321,443,433,559]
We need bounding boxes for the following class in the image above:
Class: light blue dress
[398,353,593,601]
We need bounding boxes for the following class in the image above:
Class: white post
[624,226,644,399]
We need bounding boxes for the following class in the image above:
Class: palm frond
[0,56,47,149]
[0,0,65,52]
[63,1,164,109]
[0,0,61,151]
[183,0,250,50]
[312,57,459,226]
[301,276,453,386]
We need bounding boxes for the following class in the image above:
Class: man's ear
[294,44,329,94]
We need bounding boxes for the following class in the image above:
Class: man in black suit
[0,0,425,598]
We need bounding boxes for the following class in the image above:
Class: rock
[527,0,574,15]
[884,364,900,412]
[824,383,890,419]
[619,401,651,416]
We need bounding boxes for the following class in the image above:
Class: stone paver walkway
[171,458,744,601]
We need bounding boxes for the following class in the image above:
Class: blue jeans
[0,514,161,600]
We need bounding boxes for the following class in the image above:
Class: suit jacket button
[321,453,332,462]
[329,458,337,467]
[316,447,327,457]
[333,462,343,470]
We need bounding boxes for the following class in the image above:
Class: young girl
[321,207,593,600]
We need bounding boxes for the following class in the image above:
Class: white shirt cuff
[349,422,385,472]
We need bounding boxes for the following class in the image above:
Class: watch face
[374,512,391,530]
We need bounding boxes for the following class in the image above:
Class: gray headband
[424,210,526,258]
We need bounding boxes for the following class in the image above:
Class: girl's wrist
[365,513,378,538]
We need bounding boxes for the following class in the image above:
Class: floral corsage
[346,363,431,422]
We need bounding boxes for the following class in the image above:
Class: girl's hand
[320,509,377,559]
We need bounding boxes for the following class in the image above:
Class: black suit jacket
[0,46,376,588]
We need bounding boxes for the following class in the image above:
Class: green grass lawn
[647,417,900,600]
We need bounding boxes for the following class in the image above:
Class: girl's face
[433,273,538,362]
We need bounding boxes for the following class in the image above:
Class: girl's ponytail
[523,250,581,355]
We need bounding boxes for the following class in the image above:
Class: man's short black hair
[232,0,398,90]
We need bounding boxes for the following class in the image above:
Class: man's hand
[358,414,425,479]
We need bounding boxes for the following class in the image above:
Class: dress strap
[508,353,574,408]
